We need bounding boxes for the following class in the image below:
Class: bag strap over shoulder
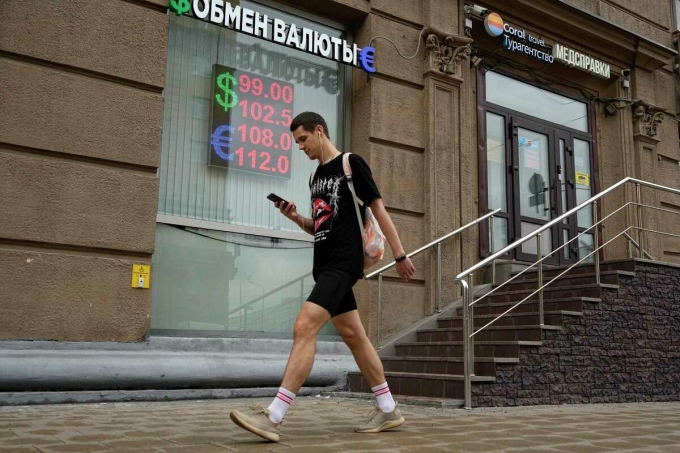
[343,153,367,239]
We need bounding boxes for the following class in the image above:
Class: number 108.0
[234,148,290,175]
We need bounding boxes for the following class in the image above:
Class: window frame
[157,0,353,242]
[477,68,600,263]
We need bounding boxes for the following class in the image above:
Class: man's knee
[293,308,326,341]
[340,327,367,349]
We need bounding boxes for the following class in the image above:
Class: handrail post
[635,183,644,258]
[300,280,304,305]
[437,243,442,313]
[467,273,475,380]
[537,235,544,326]
[489,215,496,284]
[593,201,600,284]
[461,278,471,409]
[377,273,383,349]
[627,237,633,258]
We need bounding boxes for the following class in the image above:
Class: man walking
[230,112,416,442]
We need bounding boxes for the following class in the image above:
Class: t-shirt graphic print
[309,153,381,279]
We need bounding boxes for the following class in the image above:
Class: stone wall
[473,262,680,406]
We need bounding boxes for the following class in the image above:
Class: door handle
[550,181,558,213]
[509,165,519,174]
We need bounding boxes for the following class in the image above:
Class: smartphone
[267,193,289,208]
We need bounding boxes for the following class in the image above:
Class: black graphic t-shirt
[310,153,381,279]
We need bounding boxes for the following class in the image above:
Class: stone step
[348,371,494,400]
[395,341,542,358]
[456,297,598,316]
[510,260,636,281]
[323,391,464,408]
[438,310,581,329]
[416,325,561,343]
[381,356,518,376]
[491,271,630,292]
[478,284,615,304]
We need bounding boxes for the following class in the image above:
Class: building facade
[1,0,679,347]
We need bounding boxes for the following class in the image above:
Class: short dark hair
[290,112,329,137]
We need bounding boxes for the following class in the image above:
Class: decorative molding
[632,101,665,141]
[424,30,472,79]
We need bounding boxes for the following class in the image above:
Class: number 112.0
[233,148,290,174]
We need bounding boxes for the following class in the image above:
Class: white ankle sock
[371,382,396,413]
[267,387,295,423]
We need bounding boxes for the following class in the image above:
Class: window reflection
[486,113,507,211]
[486,72,588,132]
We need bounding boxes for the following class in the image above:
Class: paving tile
[0,448,40,453]
[0,399,678,453]
[35,444,112,453]
[159,445,232,453]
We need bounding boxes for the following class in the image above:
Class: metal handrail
[366,209,501,348]
[470,201,634,308]
[455,177,680,280]
[623,232,654,260]
[227,271,313,316]
[454,177,680,409]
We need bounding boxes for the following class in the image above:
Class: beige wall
[0,0,677,344]
[0,0,168,342]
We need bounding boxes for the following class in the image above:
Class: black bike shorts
[308,270,359,317]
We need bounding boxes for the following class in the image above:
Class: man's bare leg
[280,302,331,393]
[331,310,385,387]
[229,302,331,442]
[332,310,404,433]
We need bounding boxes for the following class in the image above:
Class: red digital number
[270,83,282,101]
[238,75,250,94]
[262,129,274,147]
[238,74,264,97]
[233,148,287,175]
[238,125,276,148]
[281,109,292,127]
[279,133,292,151]
[278,155,289,174]
[263,105,275,124]
[259,152,272,171]
[239,100,265,120]
[282,86,293,104]
[251,78,264,96]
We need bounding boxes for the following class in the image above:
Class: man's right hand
[276,201,301,225]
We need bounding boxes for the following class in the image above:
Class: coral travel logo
[484,12,504,37]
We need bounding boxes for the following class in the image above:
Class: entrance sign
[552,44,611,79]
[484,11,611,79]
[168,0,376,73]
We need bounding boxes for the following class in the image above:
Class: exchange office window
[152,2,347,335]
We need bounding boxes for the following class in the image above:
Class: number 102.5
[233,148,290,174]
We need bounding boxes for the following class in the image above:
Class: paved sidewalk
[1,396,679,452]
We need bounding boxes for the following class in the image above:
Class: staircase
[347,259,637,405]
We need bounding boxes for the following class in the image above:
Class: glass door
[511,118,558,264]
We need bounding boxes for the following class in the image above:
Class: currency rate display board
[209,65,294,179]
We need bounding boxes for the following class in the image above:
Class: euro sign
[359,46,376,73]
[216,72,239,112]
[169,0,190,16]
[211,125,235,161]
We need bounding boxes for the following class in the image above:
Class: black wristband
[395,255,407,263]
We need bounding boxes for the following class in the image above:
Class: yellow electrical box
[131,264,151,289]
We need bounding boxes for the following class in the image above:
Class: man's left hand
[396,257,416,282]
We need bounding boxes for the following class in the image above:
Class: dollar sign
[216,72,239,112]
[169,0,190,16]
